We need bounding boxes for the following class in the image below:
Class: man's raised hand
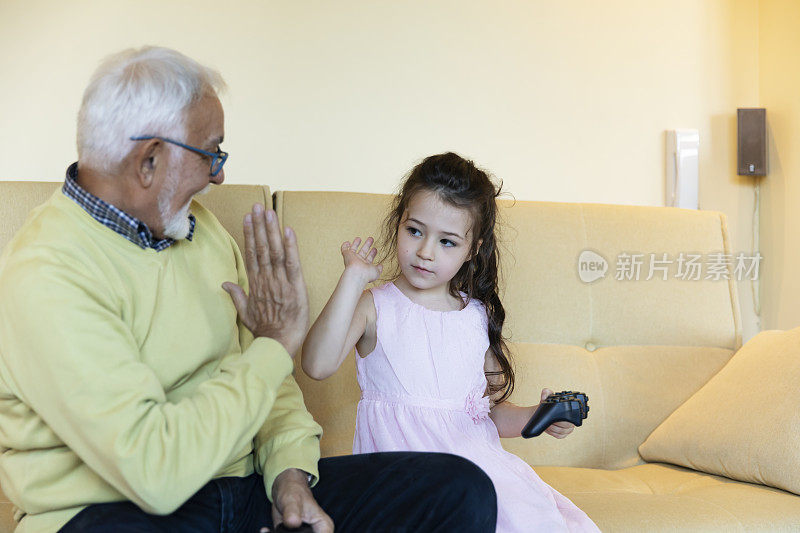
[223,203,309,357]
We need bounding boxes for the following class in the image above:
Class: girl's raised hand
[341,236,383,284]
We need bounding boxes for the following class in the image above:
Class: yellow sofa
[1,182,799,532]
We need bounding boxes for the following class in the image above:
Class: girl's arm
[301,237,381,380]
[485,350,574,439]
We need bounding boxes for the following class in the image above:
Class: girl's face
[396,190,475,291]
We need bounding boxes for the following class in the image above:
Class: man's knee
[422,453,497,527]
[439,453,496,497]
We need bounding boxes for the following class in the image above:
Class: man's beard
[158,171,210,240]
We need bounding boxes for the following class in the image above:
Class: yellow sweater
[0,191,322,532]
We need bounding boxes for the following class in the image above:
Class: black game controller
[274,523,314,533]
[521,391,589,438]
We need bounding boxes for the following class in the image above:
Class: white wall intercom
[666,129,699,209]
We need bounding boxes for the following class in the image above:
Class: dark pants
[60,452,497,532]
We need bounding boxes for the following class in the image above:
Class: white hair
[77,46,226,172]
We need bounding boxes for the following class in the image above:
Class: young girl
[302,152,599,532]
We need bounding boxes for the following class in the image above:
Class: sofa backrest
[277,191,742,469]
[0,182,743,474]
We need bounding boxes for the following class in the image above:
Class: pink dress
[354,282,599,533]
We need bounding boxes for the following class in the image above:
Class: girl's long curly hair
[378,152,514,403]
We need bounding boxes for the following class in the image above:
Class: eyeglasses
[130,135,228,177]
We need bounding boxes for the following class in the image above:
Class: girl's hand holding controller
[540,388,576,439]
[341,236,383,285]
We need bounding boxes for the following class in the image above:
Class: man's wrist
[272,468,314,501]
[262,334,300,359]
[273,468,314,496]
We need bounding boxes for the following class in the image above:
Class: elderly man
[0,47,497,532]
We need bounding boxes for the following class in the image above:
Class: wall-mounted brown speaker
[737,108,767,176]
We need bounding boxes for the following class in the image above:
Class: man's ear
[135,139,161,188]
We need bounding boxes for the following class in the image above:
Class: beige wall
[759,0,800,331]
[0,0,765,339]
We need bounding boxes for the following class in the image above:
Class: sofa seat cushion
[535,463,800,532]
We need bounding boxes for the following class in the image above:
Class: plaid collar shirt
[61,162,195,251]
